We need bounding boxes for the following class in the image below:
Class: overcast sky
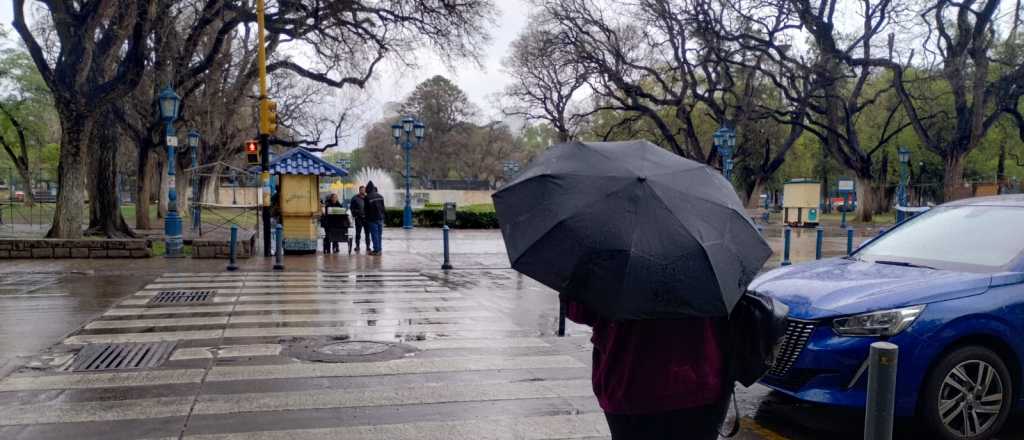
[0,1,530,150]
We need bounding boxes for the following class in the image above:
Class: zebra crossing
[0,271,606,439]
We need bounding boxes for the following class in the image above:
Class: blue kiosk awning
[250,148,349,177]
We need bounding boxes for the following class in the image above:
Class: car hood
[748,258,992,319]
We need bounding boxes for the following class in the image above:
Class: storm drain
[70,342,176,372]
[148,290,215,305]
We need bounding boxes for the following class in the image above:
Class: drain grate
[148,290,215,305]
[70,342,176,371]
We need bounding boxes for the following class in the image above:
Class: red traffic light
[245,140,260,165]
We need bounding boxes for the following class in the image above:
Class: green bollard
[847,228,855,256]
[864,342,899,440]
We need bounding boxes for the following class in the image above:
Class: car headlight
[833,305,926,337]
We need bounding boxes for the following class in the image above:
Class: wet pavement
[0,227,1022,439]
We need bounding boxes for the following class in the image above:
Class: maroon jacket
[567,301,725,414]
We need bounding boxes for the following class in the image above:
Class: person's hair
[359,185,365,190]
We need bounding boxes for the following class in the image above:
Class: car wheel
[921,346,1013,440]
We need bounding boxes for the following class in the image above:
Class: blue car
[751,195,1024,440]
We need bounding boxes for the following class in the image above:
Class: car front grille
[768,319,817,378]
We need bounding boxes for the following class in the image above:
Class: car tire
[920,346,1013,440]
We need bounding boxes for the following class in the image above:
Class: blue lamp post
[713,126,736,181]
[897,146,910,223]
[158,86,183,258]
[187,129,201,232]
[392,117,425,229]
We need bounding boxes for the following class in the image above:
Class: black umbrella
[493,140,771,320]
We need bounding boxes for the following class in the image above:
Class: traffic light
[259,99,278,135]
[245,139,260,165]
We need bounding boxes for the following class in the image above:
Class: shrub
[382,206,499,229]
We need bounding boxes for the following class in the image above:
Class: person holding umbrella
[494,140,774,439]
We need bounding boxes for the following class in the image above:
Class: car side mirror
[990,272,1024,288]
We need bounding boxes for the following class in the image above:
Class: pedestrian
[321,193,346,253]
[349,185,371,252]
[566,299,731,440]
[364,181,386,256]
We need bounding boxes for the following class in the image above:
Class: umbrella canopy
[493,140,772,319]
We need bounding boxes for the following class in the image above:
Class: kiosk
[266,148,348,254]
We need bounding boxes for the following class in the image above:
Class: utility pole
[256,0,275,256]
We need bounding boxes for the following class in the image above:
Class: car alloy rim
[938,360,1004,437]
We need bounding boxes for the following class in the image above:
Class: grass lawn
[151,241,193,257]
[0,202,255,229]
[461,203,495,213]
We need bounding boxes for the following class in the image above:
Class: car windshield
[854,205,1024,272]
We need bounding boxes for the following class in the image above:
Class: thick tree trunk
[158,162,168,219]
[46,116,93,238]
[943,153,967,202]
[135,142,153,229]
[14,165,35,207]
[86,115,138,238]
[744,177,767,209]
[855,175,875,223]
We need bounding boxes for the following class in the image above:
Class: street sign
[838,178,855,194]
[166,136,178,147]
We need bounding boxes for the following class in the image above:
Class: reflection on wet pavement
[0,227,1021,439]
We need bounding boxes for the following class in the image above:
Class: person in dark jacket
[349,186,371,252]
[363,181,386,255]
[566,300,730,439]
[321,193,349,253]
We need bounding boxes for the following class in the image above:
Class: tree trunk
[15,165,35,207]
[46,116,93,238]
[86,115,138,238]
[135,142,153,229]
[158,162,168,219]
[175,153,189,221]
[943,153,967,202]
[744,177,767,209]
[997,142,1007,194]
[855,175,874,223]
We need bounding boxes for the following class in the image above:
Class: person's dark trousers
[353,218,371,250]
[368,220,383,253]
[603,400,729,440]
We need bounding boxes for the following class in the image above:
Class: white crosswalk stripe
[182,414,609,440]
[0,271,598,438]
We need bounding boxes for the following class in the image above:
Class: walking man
[364,181,386,255]
[349,186,371,252]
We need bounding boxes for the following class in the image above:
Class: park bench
[31,192,57,203]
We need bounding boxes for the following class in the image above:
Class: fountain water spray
[353,168,399,207]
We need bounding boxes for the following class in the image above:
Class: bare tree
[501,15,590,142]
[13,0,155,238]
[882,0,1024,200]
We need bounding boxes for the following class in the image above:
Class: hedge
[384,207,499,229]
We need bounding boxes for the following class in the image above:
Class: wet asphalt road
[0,227,1022,439]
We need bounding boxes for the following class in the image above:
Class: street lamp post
[897,146,910,223]
[713,126,736,181]
[392,117,425,230]
[158,86,183,258]
[188,129,200,233]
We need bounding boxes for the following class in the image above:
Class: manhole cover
[283,338,418,363]
[149,290,215,305]
[317,341,391,356]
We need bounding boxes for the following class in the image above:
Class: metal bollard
[781,226,792,266]
[847,228,855,256]
[441,225,453,270]
[557,300,567,337]
[815,225,824,260]
[273,224,284,271]
[226,224,239,271]
[864,342,899,440]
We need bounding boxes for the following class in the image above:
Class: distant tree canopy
[354,75,527,187]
